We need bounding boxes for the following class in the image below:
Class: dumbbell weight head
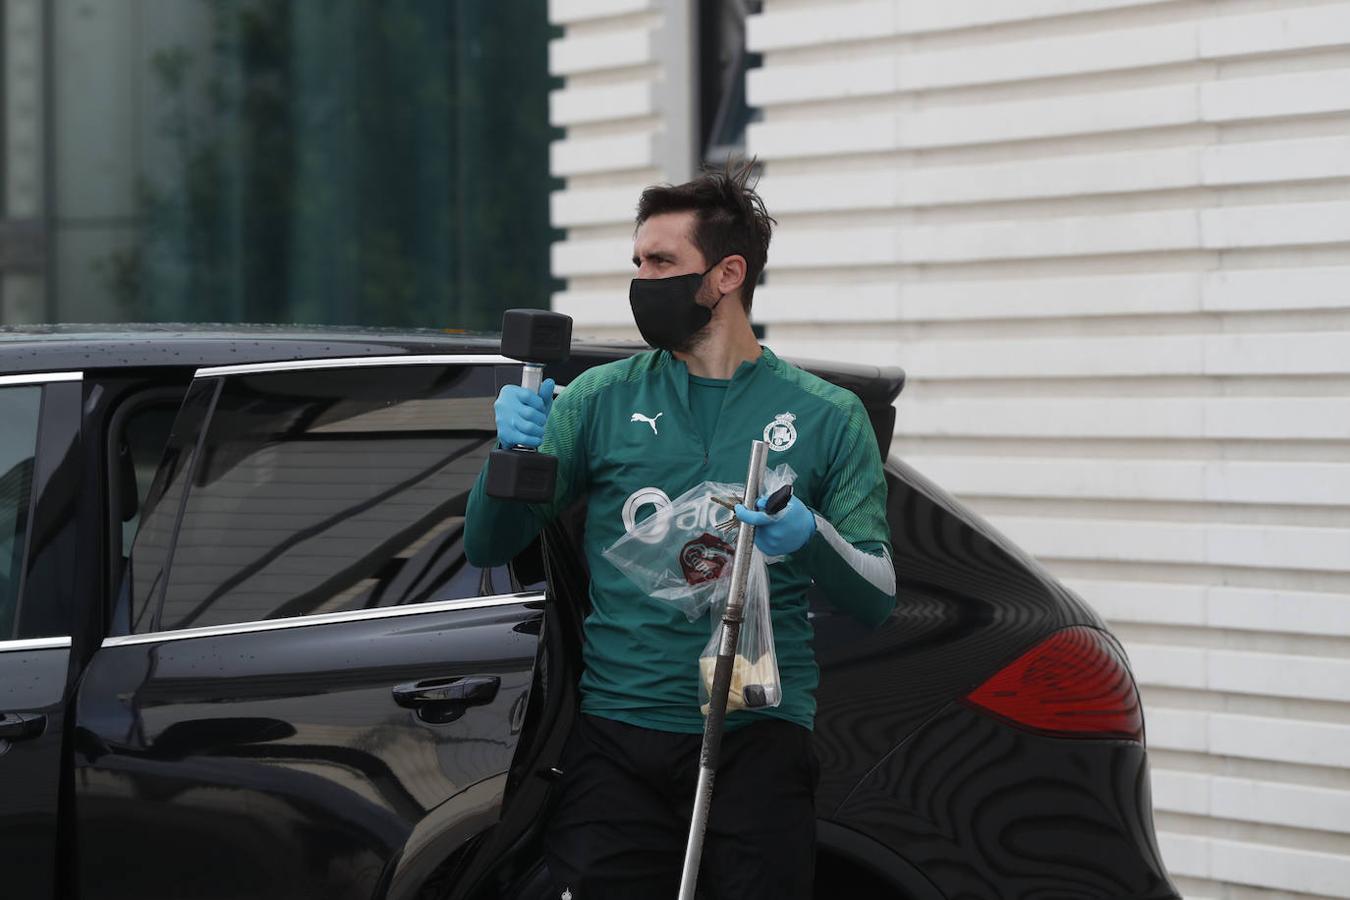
[501,309,572,365]
[486,447,559,503]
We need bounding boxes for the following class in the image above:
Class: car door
[0,372,83,900]
[73,355,545,900]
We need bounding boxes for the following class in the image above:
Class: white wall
[548,0,697,315]
[548,1,1350,898]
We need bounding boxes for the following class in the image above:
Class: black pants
[544,713,819,900]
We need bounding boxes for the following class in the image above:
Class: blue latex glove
[734,493,816,556]
[494,378,556,449]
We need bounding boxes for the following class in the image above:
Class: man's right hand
[494,377,556,449]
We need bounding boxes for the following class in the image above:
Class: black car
[0,325,1177,900]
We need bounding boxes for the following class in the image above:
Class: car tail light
[962,626,1143,742]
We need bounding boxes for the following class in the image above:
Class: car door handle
[392,676,501,709]
[0,713,46,742]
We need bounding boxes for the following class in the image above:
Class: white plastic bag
[698,547,781,713]
[602,464,794,712]
[602,464,797,620]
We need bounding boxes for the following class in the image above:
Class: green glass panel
[101,0,560,330]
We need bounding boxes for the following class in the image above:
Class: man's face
[632,211,709,285]
[631,211,722,352]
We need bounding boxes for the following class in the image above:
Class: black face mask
[629,260,723,352]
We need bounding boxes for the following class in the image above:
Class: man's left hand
[734,494,816,556]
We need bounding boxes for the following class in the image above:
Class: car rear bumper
[832,702,1180,899]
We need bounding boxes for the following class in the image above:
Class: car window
[143,364,514,632]
[0,386,42,640]
[117,403,180,550]
[124,380,219,635]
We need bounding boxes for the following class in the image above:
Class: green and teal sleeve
[799,399,896,628]
[464,381,590,568]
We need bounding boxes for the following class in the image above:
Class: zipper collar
[663,345,772,406]
[662,345,772,380]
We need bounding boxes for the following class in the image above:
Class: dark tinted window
[118,403,181,550]
[0,386,41,640]
[125,380,220,635]
[151,364,508,631]
[700,0,761,164]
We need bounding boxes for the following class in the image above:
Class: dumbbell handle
[520,362,543,395]
[508,363,547,453]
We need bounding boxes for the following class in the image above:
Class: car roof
[0,323,501,370]
[0,322,904,407]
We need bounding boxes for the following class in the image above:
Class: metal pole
[677,439,768,900]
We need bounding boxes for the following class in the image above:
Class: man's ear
[716,255,747,297]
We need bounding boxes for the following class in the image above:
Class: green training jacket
[465,346,895,733]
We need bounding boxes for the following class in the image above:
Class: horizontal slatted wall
[547,1,1350,897]
[553,0,1350,895]
[745,2,1350,898]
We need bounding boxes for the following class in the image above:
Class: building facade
[0,0,559,328]
[548,1,1350,898]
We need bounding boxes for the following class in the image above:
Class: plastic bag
[602,464,794,713]
[698,547,781,713]
[602,464,797,621]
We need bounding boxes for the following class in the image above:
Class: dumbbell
[486,309,573,502]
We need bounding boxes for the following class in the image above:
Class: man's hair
[635,157,776,312]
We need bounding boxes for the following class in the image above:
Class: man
[465,160,895,899]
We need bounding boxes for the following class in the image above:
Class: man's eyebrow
[633,251,674,267]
